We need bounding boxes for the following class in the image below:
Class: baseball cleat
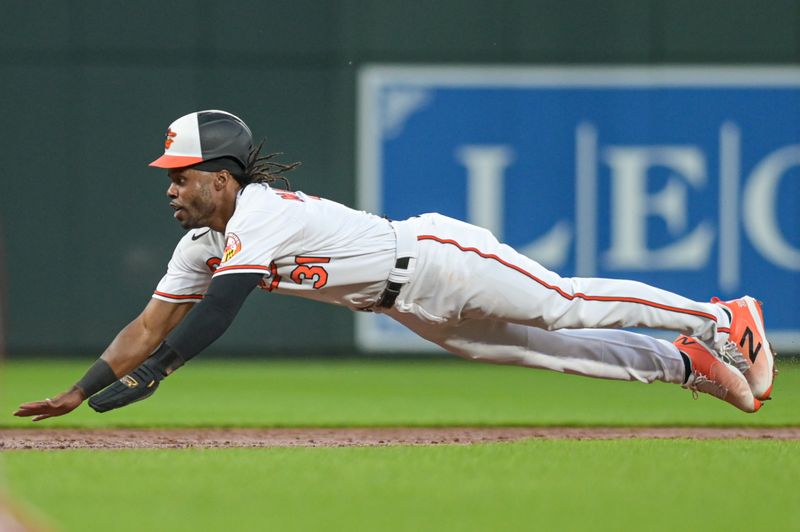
[675,335,762,413]
[712,296,776,400]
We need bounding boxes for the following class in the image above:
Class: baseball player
[15,110,775,421]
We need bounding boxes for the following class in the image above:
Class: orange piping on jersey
[213,264,272,275]
[267,261,281,291]
[416,234,719,323]
[206,257,222,272]
[153,291,204,301]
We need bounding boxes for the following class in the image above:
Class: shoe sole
[725,368,763,413]
[743,296,775,400]
[717,353,762,413]
[677,335,762,413]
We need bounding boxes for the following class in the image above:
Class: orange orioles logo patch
[222,233,242,262]
[164,128,177,149]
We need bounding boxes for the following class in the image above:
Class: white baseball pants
[383,214,730,384]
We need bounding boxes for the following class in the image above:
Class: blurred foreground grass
[5,439,800,532]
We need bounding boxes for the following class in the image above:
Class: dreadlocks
[239,139,301,190]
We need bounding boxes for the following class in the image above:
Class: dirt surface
[2,427,799,450]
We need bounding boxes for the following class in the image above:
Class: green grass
[2,358,799,427]
[3,358,799,531]
[4,439,799,532]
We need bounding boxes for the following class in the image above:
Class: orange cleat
[674,335,762,413]
[712,296,776,400]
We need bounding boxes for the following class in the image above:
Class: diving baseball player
[15,110,776,421]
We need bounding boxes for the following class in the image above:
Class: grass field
[2,357,799,531]
[3,358,799,427]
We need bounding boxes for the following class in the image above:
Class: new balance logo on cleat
[739,327,762,363]
[676,336,695,347]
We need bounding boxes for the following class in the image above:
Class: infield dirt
[2,427,799,450]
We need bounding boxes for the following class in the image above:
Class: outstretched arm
[105,298,197,375]
[87,272,263,413]
[14,298,194,421]
[85,272,263,414]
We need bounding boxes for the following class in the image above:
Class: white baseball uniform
[154,183,731,385]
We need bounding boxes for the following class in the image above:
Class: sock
[680,351,692,384]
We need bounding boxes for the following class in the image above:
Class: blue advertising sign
[356,67,800,352]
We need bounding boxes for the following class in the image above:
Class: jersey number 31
[289,256,330,289]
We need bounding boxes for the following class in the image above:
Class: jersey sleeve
[213,190,303,278]
[153,230,222,303]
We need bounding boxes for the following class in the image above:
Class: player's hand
[14,386,86,422]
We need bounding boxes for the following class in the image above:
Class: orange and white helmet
[149,110,253,169]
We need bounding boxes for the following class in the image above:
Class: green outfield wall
[1,0,798,355]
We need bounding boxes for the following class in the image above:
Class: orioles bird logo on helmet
[164,128,177,150]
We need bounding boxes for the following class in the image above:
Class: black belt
[376,257,411,308]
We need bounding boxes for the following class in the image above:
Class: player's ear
[215,170,232,190]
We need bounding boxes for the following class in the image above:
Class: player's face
[166,168,218,229]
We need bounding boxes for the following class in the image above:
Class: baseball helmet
[149,110,253,169]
